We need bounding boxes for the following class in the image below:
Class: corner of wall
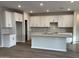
[23,12,30,42]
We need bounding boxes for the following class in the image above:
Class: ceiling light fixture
[30,11,33,13]
[70,1,74,3]
[40,2,43,6]
[67,8,71,11]
[46,9,50,12]
[18,5,21,8]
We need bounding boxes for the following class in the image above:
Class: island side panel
[31,36,67,52]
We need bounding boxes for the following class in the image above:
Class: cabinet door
[30,16,40,27]
[58,15,73,27]
[14,12,22,22]
[35,16,40,27]
[30,16,50,27]
[10,34,16,47]
[40,16,44,27]
[40,16,50,27]
[10,35,13,45]
[2,35,10,47]
[34,16,40,27]
[5,11,12,27]
[18,13,23,22]
[62,15,73,27]
[44,16,50,27]
[30,17,33,27]
[53,15,60,22]
[14,12,18,21]
[48,16,53,22]
[30,16,37,27]
[58,15,63,27]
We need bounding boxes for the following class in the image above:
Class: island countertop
[31,32,72,38]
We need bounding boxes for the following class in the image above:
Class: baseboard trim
[31,46,67,52]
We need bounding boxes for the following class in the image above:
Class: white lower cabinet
[9,34,16,47]
[2,34,16,48]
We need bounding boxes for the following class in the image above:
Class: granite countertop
[31,32,72,38]
[1,33,16,35]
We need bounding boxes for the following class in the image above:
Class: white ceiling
[0,1,79,13]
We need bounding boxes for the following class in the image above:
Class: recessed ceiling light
[40,2,43,6]
[18,5,21,8]
[67,8,71,11]
[30,11,33,13]
[70,1,74,3]
[46,9,50,12]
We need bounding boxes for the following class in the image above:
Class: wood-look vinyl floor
[0,42,79,58]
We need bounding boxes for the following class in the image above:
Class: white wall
[23,12,30,41]
[73,11,79,44]
[73,12,77,44]
[72,11,79,51]
[0,8,2,47]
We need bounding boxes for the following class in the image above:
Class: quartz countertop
[31,32,72,38]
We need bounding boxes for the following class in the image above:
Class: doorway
[25,20,27,42]
[16,22,22,42]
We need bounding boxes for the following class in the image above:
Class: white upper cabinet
[30,16,40,27]
[36,16,40,27]
[4,11,12,27]
[14,12,18,21]
[30,14,73,27]
[62,15,73,27]
[30,16,50,27]
[40,16,49,27]
[18,13,23,22]
[42,16,50,27]
[29,17,33,27]
[14,12,23,22]
[49,15,60,22]
[58,15,73,27]
[44,16,52,22]
[58,15,63,27]
[52,16,60,22]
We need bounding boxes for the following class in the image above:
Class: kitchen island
[31,33,72,52]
